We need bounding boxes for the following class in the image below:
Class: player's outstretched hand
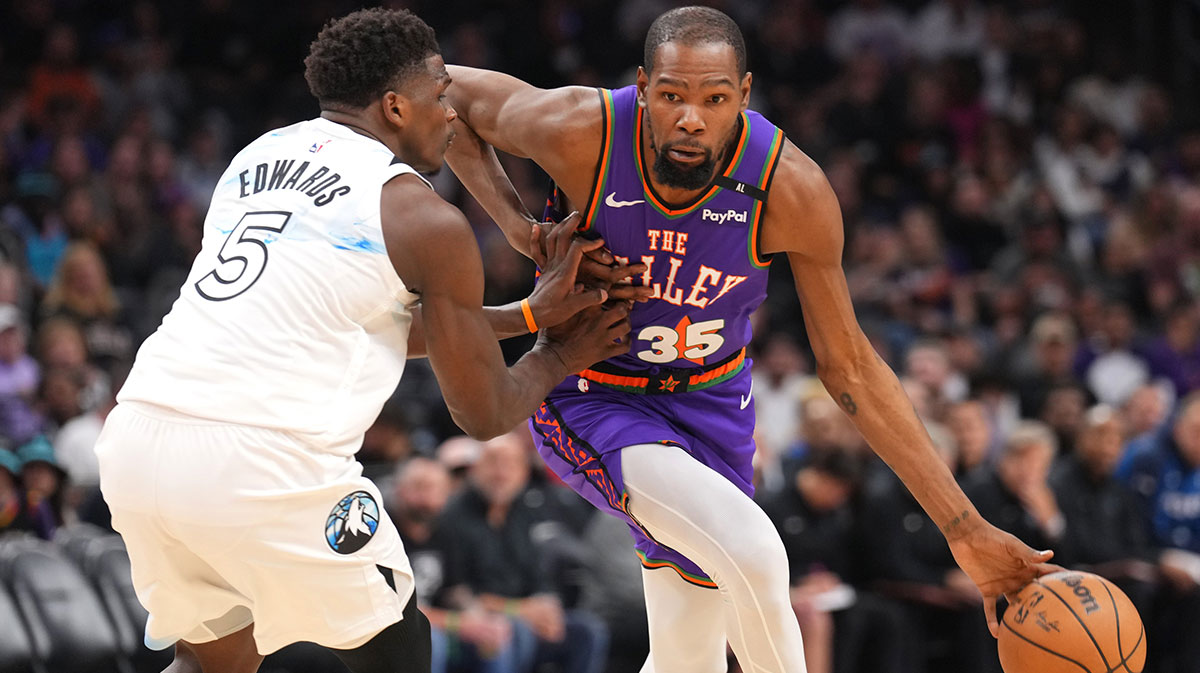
[946,520,1063,638]
[539,301,631,373]
[525,211,613,328]
[530,213,653,307]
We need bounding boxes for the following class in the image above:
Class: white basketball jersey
[120,117,427,455]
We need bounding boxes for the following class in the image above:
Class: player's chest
[591,209,762,310]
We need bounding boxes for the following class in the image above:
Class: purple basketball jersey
[530,87,786,586]
[549,85,785,376]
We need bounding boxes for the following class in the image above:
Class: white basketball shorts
[94,401,414,655]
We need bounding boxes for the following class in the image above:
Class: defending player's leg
[621,443,807,673]
[163,623,263,673]
[638,564,727,673]
[332,589,431,673]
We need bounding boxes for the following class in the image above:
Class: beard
[652,140,719,190]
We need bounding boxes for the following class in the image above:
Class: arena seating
[0,533,132,673]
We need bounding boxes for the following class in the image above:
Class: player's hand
[530,214,653,305]
[946,521,1062,638]
[525,212,611,328]
[539,301,631,373]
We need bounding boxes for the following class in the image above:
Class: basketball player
[94,9,634,673]
[444,7,1060,672]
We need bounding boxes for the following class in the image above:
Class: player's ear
[740,72,752,111]
[382,91,407,128]
[636,66,648,108]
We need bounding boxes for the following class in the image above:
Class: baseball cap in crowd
[0,305,24,333]
[16,435,66,477]
[0,449,20,477]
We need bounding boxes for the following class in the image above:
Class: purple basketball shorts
[529,365,756,588]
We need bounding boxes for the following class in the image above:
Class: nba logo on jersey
[310,138,333,153]
[325,491,380,554]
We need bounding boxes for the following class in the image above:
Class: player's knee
[717,524,789,589]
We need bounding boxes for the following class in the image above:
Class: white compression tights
[623,443,807,673]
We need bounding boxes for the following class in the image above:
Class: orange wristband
[521,298,538,333]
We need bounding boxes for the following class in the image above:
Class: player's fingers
[607,284,654,302]
[529,225,548,268]
[1031,562,1066,577]
[551,211,581,257]
[571,234,607,257]
[583,244,613,265]
[568,288,608,311]
[983,596,999,639]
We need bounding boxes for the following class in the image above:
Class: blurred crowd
[1,0,1199,672]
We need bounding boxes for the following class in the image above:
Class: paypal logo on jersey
[325,490,380,554]
[701,208,748,224]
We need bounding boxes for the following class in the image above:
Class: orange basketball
[999,571,1145,673]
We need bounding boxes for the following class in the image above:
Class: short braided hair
[304,8,440,110]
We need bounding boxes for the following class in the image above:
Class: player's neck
[320,110,398,155]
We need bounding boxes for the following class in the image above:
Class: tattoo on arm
[839,392,857,415]
[941,509,971,536]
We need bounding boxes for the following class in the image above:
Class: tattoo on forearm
[941,509,971,535]
[839,392,858,415]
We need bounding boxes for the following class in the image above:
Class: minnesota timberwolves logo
[325,491,379,554]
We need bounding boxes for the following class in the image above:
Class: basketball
[999,571,1145,673]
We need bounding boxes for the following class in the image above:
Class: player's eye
[709,95,725,104]
[663,92,679,102]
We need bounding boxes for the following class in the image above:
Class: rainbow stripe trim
[636,549,718,588]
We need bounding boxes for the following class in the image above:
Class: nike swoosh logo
[605,192,645,208]
[740,378,753,409]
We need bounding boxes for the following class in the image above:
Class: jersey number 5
[195,211,292,301]
[637,319,725,364]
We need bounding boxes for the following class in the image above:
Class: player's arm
[383,176,628,439]
[761,142,1057,635]
[443,66,600,251]
[444,66,650,302]
[404,304,528,359]
[405,214,610,357]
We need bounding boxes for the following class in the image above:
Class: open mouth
[666,147,705,164]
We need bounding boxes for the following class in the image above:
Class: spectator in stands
[904,339,968,420]
[752,332,810,470]
[1075,298,1150,406]
[760,448,908,673]
[15,434,64,530]
[1123,383,1172,438]
[1039,381,1090,456]
[39,242,132,370]
[439,432,608,673]
[965,421,1065,556]
[574,508,649,673]
[34,317,106,422]
[946,400,994,478]
[390,457,531,673]
[436,435,484,493]
[0,304,42,445]
[1013,312,1083,418]
[1118,393,1200,673]
[1051,405,1155,609]
[859,417,1000,673]
[0,448,54,539]
[26,24,101,128]
[825,0,908,66]
[1142,301,1200,398]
